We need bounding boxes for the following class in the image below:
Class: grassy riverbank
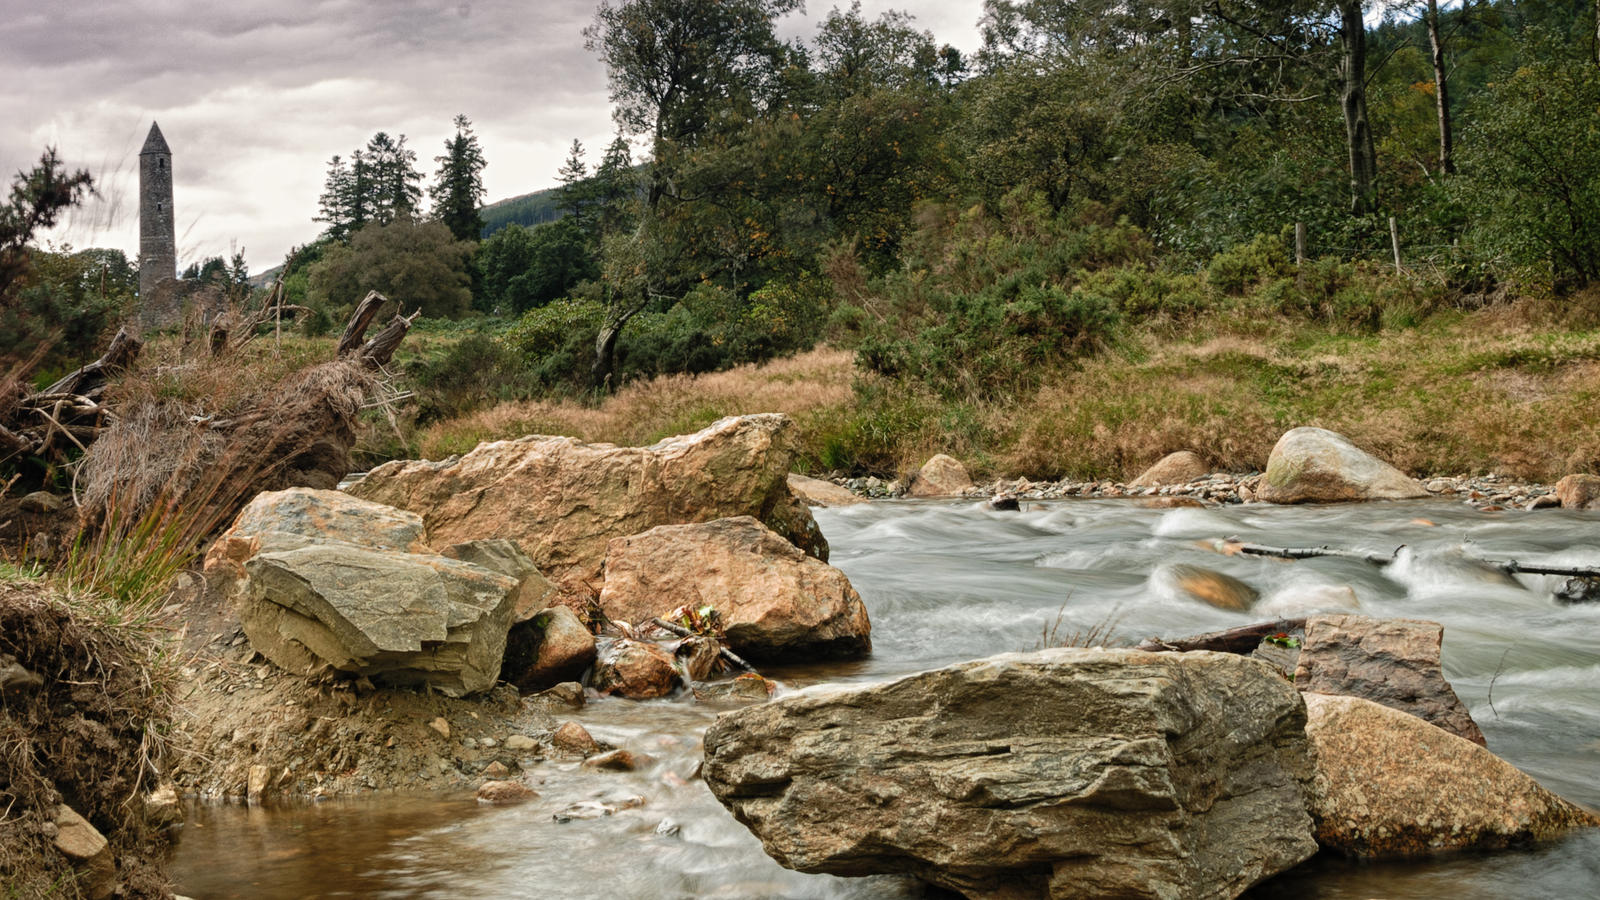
[413,298,1600,485]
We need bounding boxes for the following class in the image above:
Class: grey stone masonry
[138,122,179,329]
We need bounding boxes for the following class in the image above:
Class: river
[170,498,1600,898]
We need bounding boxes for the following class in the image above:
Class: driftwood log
[647,617,758,673]
[1223,538,1600,579]
[0,328,142,463]
[1136,619,1307,654]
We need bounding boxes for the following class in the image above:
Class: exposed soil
[0,582,173,899]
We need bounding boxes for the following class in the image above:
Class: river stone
[787,473,866,507]
[1303,693,1600,858]
[1164,564,1259,612]
[1129,451,1209,488]
[908,453,973,497]
[1294,614,1485,745]
[348,414,828,599]
[53,805,115,900]
[593,639,680,699]
[599,516,871,661]
[1555,473,1600,509]
[703,648,1318,900]
[1258,427,1427,503]
[504,604,596,692]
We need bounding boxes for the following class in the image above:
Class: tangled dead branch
[0,329,142,465]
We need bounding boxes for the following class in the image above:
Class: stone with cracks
[348,414,827,599]
[592,639,680,699]
[1129,451,1209,488]
[1258,427,1427,503]
[908,453,973,497]
[1303,693,1600,858]
[704,648,1317,900]
[599,516,871,661]
[211,488,522,697]
[1294,614,1485,745]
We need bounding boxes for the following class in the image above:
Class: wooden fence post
[1389,216,1402,275]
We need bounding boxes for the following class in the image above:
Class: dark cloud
[4,0,980,272]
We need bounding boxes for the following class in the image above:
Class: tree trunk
[1426,0,1455,174]
[591,287,647,393]
[1339,0,1379,215]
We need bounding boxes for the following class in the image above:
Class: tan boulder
[1258,427,1427,503]
[1555,473,1600,509]
[348,414,827,599]
[592,639,680,699]
[476,780,537,804]
[439,539,556,622]
[599,516,871,661]
[787,473,866,507]
[1295,614,1484,745]
[53,805,115,900]
[1303,693,1599,858]
[503,605,597,693]
[550,721,603,756]
[1130,451,1209,488]
[908,453,973,497]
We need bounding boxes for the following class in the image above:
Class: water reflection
[171,498,1600,898]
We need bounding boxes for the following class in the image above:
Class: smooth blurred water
[170,499,1600,898]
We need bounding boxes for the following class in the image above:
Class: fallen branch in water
[648,617,758,674]
[1222,537,1600,579]
[1136,618,1307,654]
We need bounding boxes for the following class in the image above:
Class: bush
[1205,232,1294,294]
[501,295,606,392]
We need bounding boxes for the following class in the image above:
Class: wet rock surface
[1294,614,1485,745]
[704,647,1317,900]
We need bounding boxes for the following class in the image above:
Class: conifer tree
[430,114,488,242]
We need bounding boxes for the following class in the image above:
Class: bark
[336,291,388,357]
[1229,539,1600,578]
[591,288,647,393]
[1426,0,1455,174]
[1339,0,1379,215]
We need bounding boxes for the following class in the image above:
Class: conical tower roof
[140,122,170,156]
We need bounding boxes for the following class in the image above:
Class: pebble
[428,717,450,739]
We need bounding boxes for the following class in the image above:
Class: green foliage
[481,187,564,236]
[1206,232,1295,294]
[622,279,826,378]
[1,247,128,381]
[1461,49,1600,289]
[429,114,488,243]
[306,219,474,319]
[315,132,424,242]
[406,331,537,424]
[476,219,598,314]
[502,295,608,391]
[0,147,94,302]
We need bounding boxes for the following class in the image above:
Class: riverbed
[170,498,1600,898]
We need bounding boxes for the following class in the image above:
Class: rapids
[170,499,1600,898]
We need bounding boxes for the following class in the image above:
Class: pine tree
[430,114,488,242]
[555,139,593,230]
[366,132,422,224]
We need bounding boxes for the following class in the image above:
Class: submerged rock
[1303,693,1599,858]
[907,453,974,497]
[1294,614,1485,745]
[599,516,871,661]
[1129,450,1209,488]
[1163,564,1260,612]
[1258,427,1427,503]
[704,648,1317,900]
[348,414,828,599]
[476,780,537,805]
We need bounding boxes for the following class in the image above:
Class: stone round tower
[138,122,177,316]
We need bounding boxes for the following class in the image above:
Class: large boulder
[908,454,973,498]
[592,639,680,699]
[1294,614,1484,745]
[209,488,524,696]
[1129,451,1209,488]
[704,648,1317,900]
[503,605,596,692]
[599,516,871,661]
[348,414,827,598]
[1257,427,1427,503]
[1303,693,1599,858]
[1554,473,1600,509]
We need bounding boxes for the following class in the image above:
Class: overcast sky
[5,0,985,275]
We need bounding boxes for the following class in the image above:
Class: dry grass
[418,347,856,458]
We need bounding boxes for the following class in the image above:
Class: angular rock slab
[243,543,519,696]
[1294,614,1485,745]
[1258,427,1427,503]
[349,414,828,598]
[1555,473,1600,509]
[787,473,867,507]
[1304,693,1599,858]
[599,516,870,661]
[704,648,1317,900]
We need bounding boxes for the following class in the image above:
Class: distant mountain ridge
[480,185,564,237]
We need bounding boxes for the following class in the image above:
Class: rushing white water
[170,499,1600,898]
